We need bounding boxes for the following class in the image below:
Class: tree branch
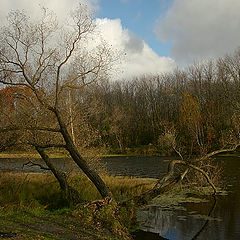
[55,31,81,107]
[187,163,217,194]
[195,143,240,162]
[155,159,217,195]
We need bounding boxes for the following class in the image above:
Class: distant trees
[76,50,240,157]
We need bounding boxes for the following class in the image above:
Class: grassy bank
[0,144,175,159]
[0,172,156,240]
[0,151,67,159]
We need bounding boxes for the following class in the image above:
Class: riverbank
[0,151,67,159]
[1,148,239,160]
[0,172,156,240]
[0,144,175,159]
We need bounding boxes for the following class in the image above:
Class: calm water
[102,156,240,240]
[0,155,239,240]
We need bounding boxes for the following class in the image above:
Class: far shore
[0,151,163,159]
[0,150,239,159]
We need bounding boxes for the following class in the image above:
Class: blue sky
[96,0,173,57]
[94,0,240,67]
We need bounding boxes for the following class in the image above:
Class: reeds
[0,172,155,239]
[0,172,155,208]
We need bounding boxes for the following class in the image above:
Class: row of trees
[64,50,240,157]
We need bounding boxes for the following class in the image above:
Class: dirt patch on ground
[0,211,116,240]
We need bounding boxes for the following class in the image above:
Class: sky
[1,0,240,79]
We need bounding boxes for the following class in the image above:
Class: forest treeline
[1,50,240,157]
[71,49,240,156]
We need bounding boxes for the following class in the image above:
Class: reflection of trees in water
[138,206,179,236]
[138,196,240,240]
[191,198,217,240]
[206,192,240,240]
[138,204,207,239]
[190,189,240,240]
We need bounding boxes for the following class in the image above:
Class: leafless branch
[195,143,240,162]
[155,159,217,195]
[187,163,217,194]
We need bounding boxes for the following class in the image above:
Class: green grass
[0,206,119,240]
[0,172,155,240]
[0,172,155,206]
[0,146,173,159]
[0,151,68,159]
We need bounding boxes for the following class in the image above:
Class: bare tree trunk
[35,146,81,204]
[54,109,113,199]
[68,90,76,144]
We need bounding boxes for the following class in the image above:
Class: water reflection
[137,198,222,240]
[135,156,240,240]
[137,207,178,238]
[190,197,216,240]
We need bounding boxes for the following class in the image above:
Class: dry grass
[0,172,154,240]
[0,153,40,159]
[0,172,156,207]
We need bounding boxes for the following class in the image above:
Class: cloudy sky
[1,0,240,78]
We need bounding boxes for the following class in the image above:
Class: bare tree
[0,5,116,199]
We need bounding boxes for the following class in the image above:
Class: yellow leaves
[180,93,202,127]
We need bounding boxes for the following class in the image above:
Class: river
[106,156,240,240]
[0,155,239,240]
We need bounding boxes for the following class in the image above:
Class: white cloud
[0,0,99,22]
[95,18,175,79]
[0,0,175,80]
[155,0,240,65]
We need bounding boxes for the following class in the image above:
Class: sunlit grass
[0,172,155,207]
[0,151,68,159]
[0,172,153,239]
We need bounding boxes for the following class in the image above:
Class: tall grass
[0,173,64,209]
[0,172,155,239]
[0,172,155,209]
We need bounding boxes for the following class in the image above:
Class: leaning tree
[0,4,117,199]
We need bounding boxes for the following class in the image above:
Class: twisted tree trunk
[54,109,113,199]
